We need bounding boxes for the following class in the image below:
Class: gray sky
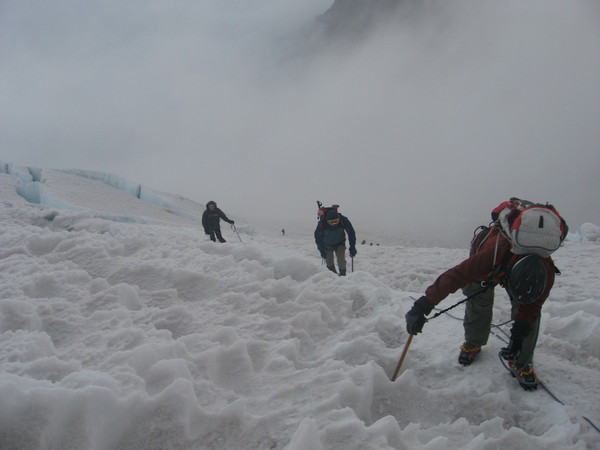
[2,0,599,245]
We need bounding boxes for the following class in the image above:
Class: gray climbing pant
[462,282,540,367]
[325,244,347,271]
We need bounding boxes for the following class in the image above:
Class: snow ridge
[0,166,599,449]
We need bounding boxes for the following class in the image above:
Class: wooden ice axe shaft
[391,334,413,381]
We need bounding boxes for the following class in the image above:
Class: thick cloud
[1,0,599,245]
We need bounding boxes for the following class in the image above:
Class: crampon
[499,352,539,391]
[458,342,481,366]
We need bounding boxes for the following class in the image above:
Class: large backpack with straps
[317,201,341,223]
[491,197,568,258]
[469,225,495,257]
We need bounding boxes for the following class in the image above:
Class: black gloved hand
[405,296,434,335]
[319,249,326,259]
[231,220,235,225]
[500,320,530,361]
[349,246,357,257]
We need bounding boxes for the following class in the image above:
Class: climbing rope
[429,300,600,434]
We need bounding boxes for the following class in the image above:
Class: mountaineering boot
[327,265,337,274]
[458,342,481,366]
[339,269,346,276]
[509,363,539,391]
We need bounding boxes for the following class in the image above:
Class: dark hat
[206,201,217,208]
[325,210,339,220]
[506,254,548,304]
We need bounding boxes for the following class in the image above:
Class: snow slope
[0,167,599,449]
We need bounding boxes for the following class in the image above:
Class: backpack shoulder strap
[483,231,518,285]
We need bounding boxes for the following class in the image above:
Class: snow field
[0,168,599,449]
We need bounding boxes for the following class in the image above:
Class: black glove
[320,250,326,259]
[349,246,357,257]
[405,296,434,335]
[230,220,235,225]
[204,229,209,235]
[500,320,530,361]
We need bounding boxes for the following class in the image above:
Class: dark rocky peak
[317,0,405,38]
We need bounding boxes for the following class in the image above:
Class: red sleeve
[424,238,513,305]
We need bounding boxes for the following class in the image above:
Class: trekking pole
[231,224,242,242]
[391,334,413,381]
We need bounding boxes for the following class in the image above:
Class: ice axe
[391,285,493,381]
[391,334,413,381]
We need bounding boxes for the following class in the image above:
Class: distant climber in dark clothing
[202,201,234,243]
[314,209,356,276]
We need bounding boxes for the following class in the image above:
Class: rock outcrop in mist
[316,0,405,39]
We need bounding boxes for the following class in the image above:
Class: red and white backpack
[491,198,568,258]
[316,201,341,222]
